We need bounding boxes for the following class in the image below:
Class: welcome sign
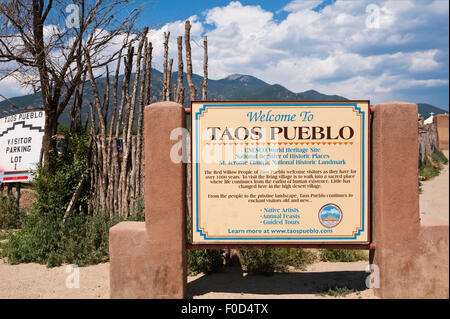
[191,101,370,244]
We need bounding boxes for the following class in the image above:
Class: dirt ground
[419,150,449,226]
[0,259,375,299]
[187,261,376,299]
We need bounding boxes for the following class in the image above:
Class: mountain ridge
[0,70,447,122]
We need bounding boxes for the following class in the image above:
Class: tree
[0,0,141,173]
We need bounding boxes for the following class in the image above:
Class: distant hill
[417,103,448,119]
[0,71,447,123]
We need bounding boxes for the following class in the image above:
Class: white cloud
[145,15,204,75]
[0,76,34,101]
[197,0,447,105]
[1,0,448,107]
[282,0,323,12]
[409,50,440,72]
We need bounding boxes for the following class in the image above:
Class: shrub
[240,248,281,275]
[187,249,224,275]
[0,195,25,229]
[431,150,449,165]
[186,211,224,275]
[419,150,448,181]
[240,248,316,275]
[31,130,91,218]
[419,156,440,180]
[2,209,144,267]
[0,231,9,241]
[1,129,147,267]
[317,285,358,297]
[275,248,317,270]
[319,249,368,262]
[127,197,145,221]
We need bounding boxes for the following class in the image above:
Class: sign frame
[189,100,372,248]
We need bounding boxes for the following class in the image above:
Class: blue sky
[135,0,448,109]
[137,1,296,27]
[1,0,449,110]
[321,205,341,218]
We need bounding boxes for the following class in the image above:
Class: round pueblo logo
[318,203,343,228]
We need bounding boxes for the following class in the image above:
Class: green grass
[0,232,9,241]
[419,150,448,181]
[431,150,449,165]
[419,163,440,180]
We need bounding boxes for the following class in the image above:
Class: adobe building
[433,114,449,150]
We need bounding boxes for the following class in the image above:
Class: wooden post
[202,35,208,101]
[185,21,196,103]
[15,182,21,208]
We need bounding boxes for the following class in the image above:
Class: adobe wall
[371,102,449,299]
[433,114,449,150]
[109,102,186,299]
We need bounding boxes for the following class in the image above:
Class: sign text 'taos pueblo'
[191,101,370,244]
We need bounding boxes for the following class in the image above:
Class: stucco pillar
[371,102,421,298]
[371,102,449,298]
[109,101,186,299]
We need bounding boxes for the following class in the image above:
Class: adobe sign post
[0,111,45,183]
[191,101,370,244]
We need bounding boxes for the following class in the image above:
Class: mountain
[417,103,448,119]
[0,71,269,122]
[215,74,269,90]
[243,84,298,100]
[297,89,347,101]
[0,71,447,123]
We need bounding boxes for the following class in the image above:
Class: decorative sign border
[191,101,370,244]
